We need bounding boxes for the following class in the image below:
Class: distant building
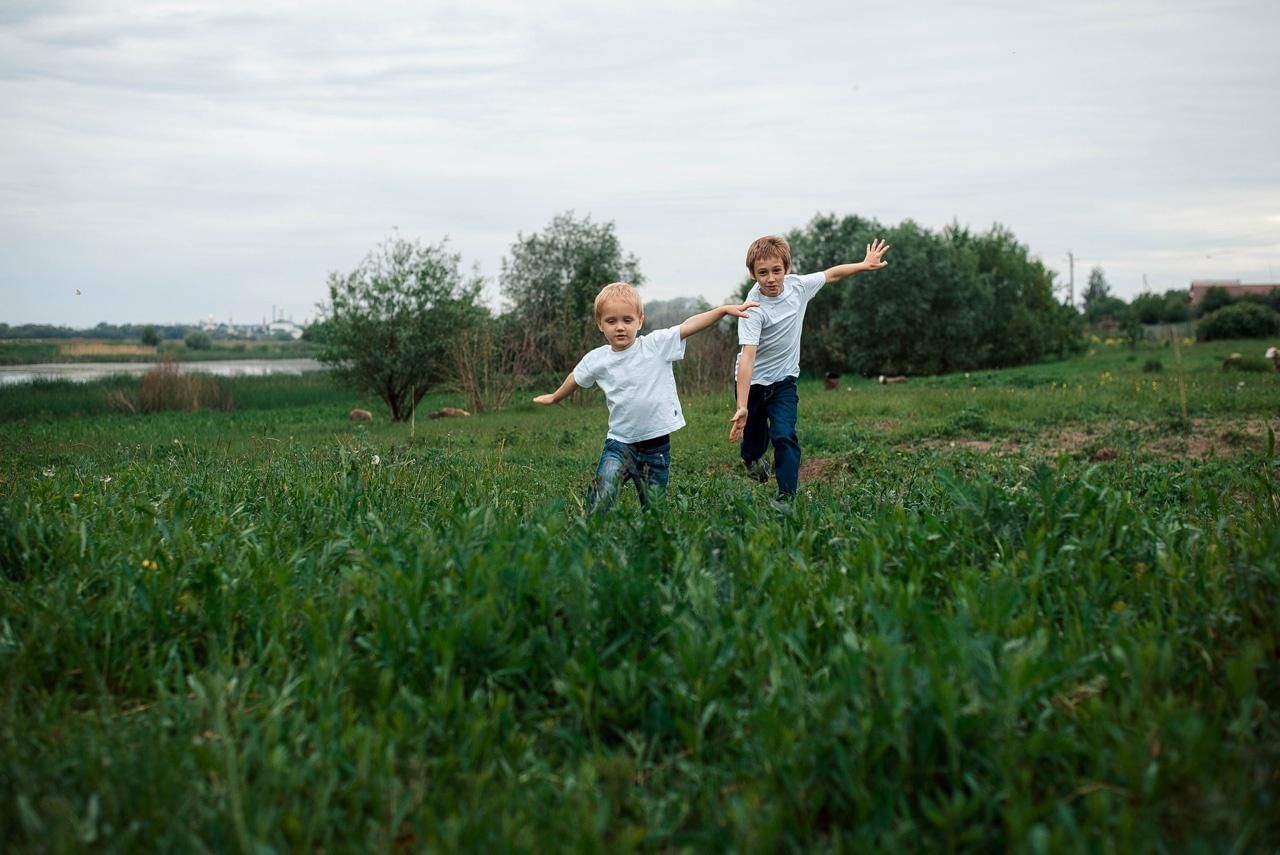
[1189,280,1280,306]
[268,320,304,339]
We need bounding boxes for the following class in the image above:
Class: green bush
[1141,358,1164,373]
[184,330,212,350]
[1196,302,1280,340]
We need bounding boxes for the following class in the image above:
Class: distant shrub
[140,325,159,347]
[1196,303,1280,340]
[1141,358,1164,373]
[137,361,234,412]
[184,330,212,350]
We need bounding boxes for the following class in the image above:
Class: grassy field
[0,339,319,365]
[1,339,1277,851]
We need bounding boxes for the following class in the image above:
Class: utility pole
[1067,251,1075,308]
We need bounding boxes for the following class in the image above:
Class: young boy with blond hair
[536,282,757,513]
[730,235,891,507]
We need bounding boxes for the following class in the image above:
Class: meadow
[1,339,1277,851]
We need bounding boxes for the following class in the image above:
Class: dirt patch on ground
[907,417,1276,462]
[1141,418,1271,461]
[911,438,1024,456]
[799,457,845,482]
[712,456,846,483]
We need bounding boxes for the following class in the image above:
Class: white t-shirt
[736,271,826,385]
[573,325,688,443]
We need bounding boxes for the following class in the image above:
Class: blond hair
[745,235,792,275]
[593,282,643,321]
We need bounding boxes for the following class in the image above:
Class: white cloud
[1,0,1278,324]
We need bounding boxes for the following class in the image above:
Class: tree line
[0,322,191,341]
[1080,267,1280,342]
[317,211,1095,420]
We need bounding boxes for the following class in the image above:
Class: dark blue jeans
[588,435,671,513]
[740,376,800,497]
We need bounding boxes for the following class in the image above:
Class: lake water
[0,358,326,387]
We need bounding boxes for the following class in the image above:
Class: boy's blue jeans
[588,435,671,513]
[740,376,800,497]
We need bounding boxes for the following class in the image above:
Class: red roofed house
[1189,280,1280,306]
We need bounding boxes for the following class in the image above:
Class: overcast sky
[2,0,1277,327]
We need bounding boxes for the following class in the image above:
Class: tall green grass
[0,373,366,423]
[1,341,1278,850]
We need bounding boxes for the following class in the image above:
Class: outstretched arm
[729,344,757,441]
[679,301,760,340]
[823,238,891,284]
[533,373,580,405]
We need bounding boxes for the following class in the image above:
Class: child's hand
[533,394,557,405]
[724,301,760,318]
[729,407,748,441]
[862,238,891,270]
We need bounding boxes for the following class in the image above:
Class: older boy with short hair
[536,282,757,513]
[730,235,891,506]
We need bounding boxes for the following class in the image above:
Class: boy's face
[597,299,643,351]
[753,255,789,297]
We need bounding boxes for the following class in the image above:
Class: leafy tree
[184,330,212,350]
[1196,302,1280,340]
[319,234,483,421]
[1130,292,1165,325]
[1163,289,1191,323]
[1081,267,1115,321]
[1196,286,1233,317]
[500,212,642,376]
[780,214,1078,376]
[300,320,327,343]
[1237,290,1280,314]
[783,212,880,374]
[1089,296,1131,326]
[140,325,159,347]
[954,224,1070,366]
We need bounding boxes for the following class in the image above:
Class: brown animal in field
[428,407,471,419]
[1221,353,1242,370]
[878,375,908,384]
[823,372,840,390]
[349,408,373,422]
[1267,347,1279,371]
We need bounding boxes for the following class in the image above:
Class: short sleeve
[797,271,826,300]
[572,353,597,388]
[648,326,687,363]
[738,308,763,346]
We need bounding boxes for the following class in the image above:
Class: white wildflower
[371,455,381,466]
[43,466,55,478]
[101,475,112,484]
